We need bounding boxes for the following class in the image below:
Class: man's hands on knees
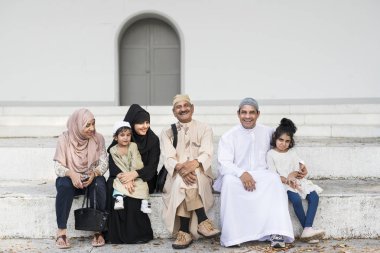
[182,172,197,186]
[175,161,198,186]
[239,172,256,191]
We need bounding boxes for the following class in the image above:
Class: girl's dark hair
[113,126,131,138]
[270,118,297,149]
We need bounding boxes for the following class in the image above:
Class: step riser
[1,145,379,181]
[298,146,380,178]
[1,125,380,138]
[1,114,380,126]
[1,194,378,239]
[1,104,380,116]
[1,104,380,138]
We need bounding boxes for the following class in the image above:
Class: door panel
[121,75,149,105]
[151,75,180,105]
[120,18,180,105]
[153,48,180,74]
[120,48,147,75]
[152,21,180,45]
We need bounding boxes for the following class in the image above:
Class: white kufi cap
[113,121,131,135]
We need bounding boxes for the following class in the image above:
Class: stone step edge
[0,137,379,147]
[1,179,379,197]
[1,179,379,239]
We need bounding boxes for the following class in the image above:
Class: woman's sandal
[56,234,71,249]
[92,232,105,247]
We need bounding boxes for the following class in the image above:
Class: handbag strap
[93,182,98,210]
[171,123,178,148]
[81,187,89,208]
[80,182,98,210]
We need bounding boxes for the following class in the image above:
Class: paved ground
[0,238,379,253]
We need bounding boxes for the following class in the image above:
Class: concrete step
[0,179,379,239]
[2,124,380,138]
[1,122,380,138]
[0,137,379,181]
[1,105,379,137]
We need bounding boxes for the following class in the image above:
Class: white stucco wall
[0,0,379,105]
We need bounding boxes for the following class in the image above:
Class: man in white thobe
[213,97,294,248]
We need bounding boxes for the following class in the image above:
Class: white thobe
[213,124,294,247]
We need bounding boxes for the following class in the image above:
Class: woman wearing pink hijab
[54,108,108,249]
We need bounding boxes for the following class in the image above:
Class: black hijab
[108,104,158,155]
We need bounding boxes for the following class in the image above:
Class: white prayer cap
[239,97,259,111]
[113,121,131,135]
[173,94,191,107]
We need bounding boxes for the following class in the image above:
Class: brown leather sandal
[56,234,70,249]
[92,232,105,247]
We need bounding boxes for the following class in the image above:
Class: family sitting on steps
[53,95,325,250]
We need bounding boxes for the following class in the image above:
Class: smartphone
[81,174,90,182]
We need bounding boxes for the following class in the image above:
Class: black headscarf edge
[107,104,158,154]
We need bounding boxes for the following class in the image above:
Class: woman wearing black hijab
[106,104,160,244]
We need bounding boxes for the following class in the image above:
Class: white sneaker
[140,200,152,214]
[114,197,124,210]
[300,227,325,241]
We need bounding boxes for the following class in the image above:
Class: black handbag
[155,124,178,193]
[74,183,108,231]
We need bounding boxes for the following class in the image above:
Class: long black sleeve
[108,155,122,178]
[136,139,160,193]
[136,140,160,182]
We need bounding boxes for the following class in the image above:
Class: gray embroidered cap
[239,97,259,111]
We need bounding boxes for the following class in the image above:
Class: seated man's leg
[184,189,220,238]
[219,172,293,248]
[172,198,193,249]
[172,188,220,249]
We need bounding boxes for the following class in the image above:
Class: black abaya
[106,104,160,244]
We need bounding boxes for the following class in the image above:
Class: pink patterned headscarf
[54,108,105,173]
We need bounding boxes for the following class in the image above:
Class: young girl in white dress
[267,118,325,243]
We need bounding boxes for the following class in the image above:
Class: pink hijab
[54,108,105,173]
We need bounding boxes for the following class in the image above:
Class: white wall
[0,0,379,105]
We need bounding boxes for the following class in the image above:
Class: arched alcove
[119,17,181,105]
